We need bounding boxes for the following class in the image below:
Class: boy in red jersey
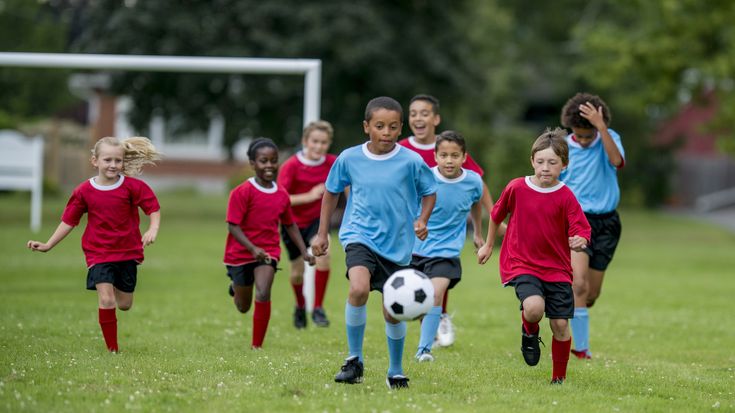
[225,138,315,349]
[278,121,337,329]
[27,136,161,353]
[477,128,591,384]
[400,94,501,347]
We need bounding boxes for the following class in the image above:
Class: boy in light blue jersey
[411,130,483,362]
[312,96,437,389]
[559,93,625,360]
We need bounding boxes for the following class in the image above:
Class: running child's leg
[383,306,407,379]
[251,265,276,348]
[550,318,572,383]
[313,253,331,316]
[96,283,118,352]
[520,295,545,366]
[345,266,371,361]
[233,285,254,314]
[570,250,591,358]
[114,289,134,311]
[289,257,307,328]
[417,277,449,358]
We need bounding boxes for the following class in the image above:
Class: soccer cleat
[550,377,565,385]
[293,307,307,329]
[334,356,364,384]
[311,307,330,327]
[386,374,410,389]
[571,349,592,360]
[228,283,234,297]
[521,325,544,366]
[416,348,434,362]
[435,313,455,347]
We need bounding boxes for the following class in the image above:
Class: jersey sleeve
[324,153,350,194]
[490,181,513,224]
[566,192,592,242]
[277,157,296,194]
[463,154,485,176]
[226,186,248,225]
[60,186,87,226]
[132,179,160,215]
[416,160,437,197]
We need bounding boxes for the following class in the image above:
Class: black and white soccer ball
[383,269,434,321]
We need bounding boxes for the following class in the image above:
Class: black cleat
[550,377,565,385]
[334,356,364,384]
[293,307,307,329]
[521,325,544,366]
[228,284,234,297]
[312,307,330,327]
[386,374,410,389]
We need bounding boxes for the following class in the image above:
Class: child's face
[363,109,402,154]
[92,143,124,183]
[530,147,565,188]
[571,127,597,148]
[302,129,331,160]
[408,100,440,142]
[250,146,279,183]
[434,141,467,179]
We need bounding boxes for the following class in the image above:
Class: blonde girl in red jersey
[27,137,161,353]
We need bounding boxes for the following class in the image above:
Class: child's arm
[477,218,500,264]
[289,184,326,206]
[142,210,160,247]
[580,101,623,167]
[414,193,436,241]
[568,235,588,252]
[480,183,507,237]
[470,200,484,249]
[312,191,340,256]
[27,222,75,252]
[227,223,270,262]
[284,223,316,265]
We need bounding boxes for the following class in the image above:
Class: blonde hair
[302,120,334,141]
[92,136,161,176]
[531,127,569,165]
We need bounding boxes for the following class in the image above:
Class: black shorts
[226,260,278,286]
[344,243,408,292]
[87,260,138,293]
[410,255,462,289]
[281,219,320,261]
[507,274,574,319]
[584,210,622,271]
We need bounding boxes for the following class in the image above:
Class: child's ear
[363,120,369,134]
[433,114,441,127]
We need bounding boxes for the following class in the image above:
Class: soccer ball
[383,269,434,321]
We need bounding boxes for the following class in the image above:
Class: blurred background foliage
[1,0,734,207]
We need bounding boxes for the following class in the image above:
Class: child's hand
[473,234,485,250]
[27,240,51,252]
[579,102,607,131]
[142,228,158,247]
[311,234,329,256]
[414,220,428,240]
[308,184,326,201]
[568,235,587,252]
[250,247,270,263]
[303,252,316,266]
[477,243,493,264]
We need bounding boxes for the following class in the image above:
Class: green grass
[1,191,734,412]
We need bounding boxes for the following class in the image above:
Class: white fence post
[0,130,44,232]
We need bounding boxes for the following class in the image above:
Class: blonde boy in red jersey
[478,128,591,384]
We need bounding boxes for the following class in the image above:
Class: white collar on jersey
[432,166,467,183]
[361,141,401,160]
[524,176,565,193]
[248,177,278,194]
[408,136,436,150]
[89,174,125,191]
[567,131,601,149]
[296,150,326,166]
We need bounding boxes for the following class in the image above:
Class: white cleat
[435,313,455,347]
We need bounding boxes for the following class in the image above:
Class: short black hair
[435,130,466,153]
[247,137,278,161]
[410,94,440,115]
[561,92,611,129]
[365,96,403,121]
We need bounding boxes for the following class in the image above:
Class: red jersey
[398,136,485,176]
[277,151,337,228]
[491,177,591,284]
[61,175,160,268]
[224,178,294,265]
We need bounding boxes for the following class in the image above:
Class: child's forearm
[316,191,339,237]
[484,219,499,245]
[227,223,257,252]
[599,128,623,167]
[44,222,75,250]
[480,183,494,216]
[148,210,161,231]
[418,193,436,223]
[289,193,315,206]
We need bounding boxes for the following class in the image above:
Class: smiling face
[408,99,440,144]
[530,147,565,188]
[302,129,331,161]
[250,146,279,185]
[435,140,467,179]
[363,108,402,154]
[91,143,124,185]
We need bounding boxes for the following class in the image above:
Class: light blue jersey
[560,129,625,214]
[325,142,437,265]
[413,167,483,258]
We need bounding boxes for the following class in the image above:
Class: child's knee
[118,303,133,311]
[348,285,369,305]
[290,272,304,284]
[522,296,545,321]
[235,300,251,313]
[254,290,271,302]
[549,318,570,338]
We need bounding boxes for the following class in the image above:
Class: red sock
[98,308,118,352]
[314,269,329,309]
[522,312,539,335]
[441,289,449,313]
[251,300,271,348]
[291,282,305,309]
[552,337,572,381]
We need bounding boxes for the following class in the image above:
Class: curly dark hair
[560,92,611,129]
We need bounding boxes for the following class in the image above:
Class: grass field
[1,191,734,412]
